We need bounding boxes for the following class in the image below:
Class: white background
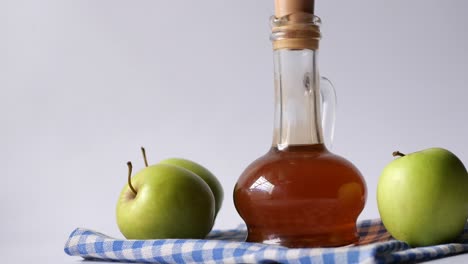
[3,0,468,262]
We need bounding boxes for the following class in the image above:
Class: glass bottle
[233,13,367,248]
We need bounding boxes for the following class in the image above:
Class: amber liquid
[234,144,366,248]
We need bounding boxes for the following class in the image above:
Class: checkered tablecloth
[64,219,468,263]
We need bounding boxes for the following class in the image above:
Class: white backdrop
[3,0,468,255]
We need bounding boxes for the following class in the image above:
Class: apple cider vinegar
[233,0,367,248]
[234,145,366,247]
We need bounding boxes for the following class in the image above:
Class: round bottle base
[246,223,359,248]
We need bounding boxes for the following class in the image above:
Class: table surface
[7,242,468,264]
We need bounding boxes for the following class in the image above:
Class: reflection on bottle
[249,176,275,194]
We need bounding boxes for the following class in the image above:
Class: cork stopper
[272,0,320,50]
[275,0,315,17]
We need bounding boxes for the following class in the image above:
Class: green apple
[159,158,223,216]
[116,162,215,239]
[377,148,468,247]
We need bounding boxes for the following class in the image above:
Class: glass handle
[320,76,337,149]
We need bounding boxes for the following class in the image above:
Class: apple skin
[377,148,468,247]
[159,158,223,216]
[116,164,215,239]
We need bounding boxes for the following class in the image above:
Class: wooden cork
[272,0,320,50]
[275,0,315,17]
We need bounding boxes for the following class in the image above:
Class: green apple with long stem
[377,148,468,247]
[140,147,223,216]
[159,157,224,217]
[116,155,215,239]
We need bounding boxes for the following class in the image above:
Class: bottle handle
[320,76,337,149]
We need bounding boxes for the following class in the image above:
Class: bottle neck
[272,49,324,149]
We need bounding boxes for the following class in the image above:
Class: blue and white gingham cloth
[65,219,468,263]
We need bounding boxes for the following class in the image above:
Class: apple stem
[141,147,149,167]
[127,161,137,195]
[393,151,406,157]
